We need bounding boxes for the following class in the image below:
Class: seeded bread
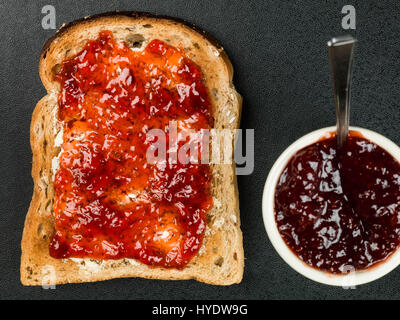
[21,12,243,286]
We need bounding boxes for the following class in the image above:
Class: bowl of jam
[262,126,400,286]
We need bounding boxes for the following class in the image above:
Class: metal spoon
[327,35,357,150]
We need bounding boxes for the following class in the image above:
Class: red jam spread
[275,131,400,273]
[50,31,213,268]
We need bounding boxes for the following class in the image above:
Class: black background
[1,0,400,300]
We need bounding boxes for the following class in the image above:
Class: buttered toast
[21,12,243,286]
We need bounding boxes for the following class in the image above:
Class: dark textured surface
[1,0,400,300]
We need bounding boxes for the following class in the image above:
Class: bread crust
[21,11,243,286]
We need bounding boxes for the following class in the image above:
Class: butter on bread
[21,12,243,286]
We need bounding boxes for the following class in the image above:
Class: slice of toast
[21,12,243,286]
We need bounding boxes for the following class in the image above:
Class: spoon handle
[327,35,357,149]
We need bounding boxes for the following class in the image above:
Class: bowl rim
[262,126,400,286]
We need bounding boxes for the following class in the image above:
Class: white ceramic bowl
[262,126,400,286]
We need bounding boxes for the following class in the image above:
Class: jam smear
[275,131,400,273]
[50,31,213,268]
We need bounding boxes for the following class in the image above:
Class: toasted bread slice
[21,12,243,286]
